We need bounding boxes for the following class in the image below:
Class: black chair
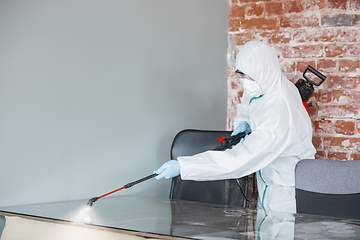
[169,129,249,208]
[295,159,360,219]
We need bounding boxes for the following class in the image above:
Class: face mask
[242,78,262,98]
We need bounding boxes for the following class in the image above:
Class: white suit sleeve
[178,100,293,181]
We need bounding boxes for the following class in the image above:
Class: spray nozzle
[87,197,98,207]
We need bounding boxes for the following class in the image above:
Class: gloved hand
[231,121,250,143]
[154,160,181,180]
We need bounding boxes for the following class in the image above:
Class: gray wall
[0,0,228,207]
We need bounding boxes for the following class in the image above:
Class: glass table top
[1,195,360,239]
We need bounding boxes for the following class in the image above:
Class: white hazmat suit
[178,41,315,213]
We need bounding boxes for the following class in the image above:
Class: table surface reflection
[1,195,360,239]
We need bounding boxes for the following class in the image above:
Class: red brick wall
[228,0,360,161]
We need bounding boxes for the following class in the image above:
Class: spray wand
[87,173,158,207]
[87,130,248,207]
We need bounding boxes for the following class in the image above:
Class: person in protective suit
[155,41,315,214]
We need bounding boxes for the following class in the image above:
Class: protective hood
[236,41,281,97]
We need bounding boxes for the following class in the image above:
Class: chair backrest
[295,159,360,219]
[169,129,248,208]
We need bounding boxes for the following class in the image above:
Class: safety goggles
[235,70,254,81]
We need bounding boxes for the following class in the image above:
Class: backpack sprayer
[87,66,326,207]
[87,131,248,207]
[295,65,327,109]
